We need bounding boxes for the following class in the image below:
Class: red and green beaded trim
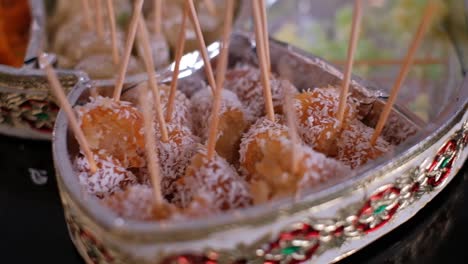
[0,92,58,134]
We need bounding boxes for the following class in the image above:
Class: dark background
[0,134,466,263]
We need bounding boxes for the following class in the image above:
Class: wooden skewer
[153,0,162,35]
[203,0,217,17]
[106,0,120,65]
[187,0,217,94]
[284,89,300,174]
[336,0,362,129]
[215,0,234,90]
[165,2,189,123]
[252,0,275,121]
[81,0,93,30]
[139,85,164,206]
[95,0,105,39]
[113,0,144,101]
[259,0,271,72]
[332,58,445,67]
[206,0,235,160]
[137,16,169,142]
[371,3,436,145]
[39,54,97,173]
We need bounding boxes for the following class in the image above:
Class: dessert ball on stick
[124,86,197,203]
[135,20,199,203]
[104,85,179,222]
[178,0,252,212]
[43,52,136,200]
[224,64,298,118]
[189,0,247,164]
[334,0,430,170]
[243,94,349,203]
[122,83,192,128]
[370,2,437,146]
[74,153,137,198]
[42,53,140,201]
[251,137,349,203]
[157,124,199,203]
[190,88,250,163]
[177,147,252,212]
[77,0,145,168]
[75,96,145,168]
[338,120,392,169]
[239,115,288,180]
[293,86,359,155]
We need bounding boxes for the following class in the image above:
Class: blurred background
[265,0,467,123]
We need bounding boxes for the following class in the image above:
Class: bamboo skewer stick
[95,0,105,39]
[81,0,93,30]
[252,0,275,122]
[137,17,169,142]
[332,58,445,67]
[259,0,271,71]
[206,0,235,160]
[215,0,234,90]
[106,0,120,65]
[284,90,300,174]
[113,0,144,101]
[39,54,97,173]
[165,2,189,123]
[153,0,162,35]
[186,0,217,94]
[336,0,362,129]
[371,3,436,145]
[139,86,164,206]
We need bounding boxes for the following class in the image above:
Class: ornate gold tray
[53,33,468,264]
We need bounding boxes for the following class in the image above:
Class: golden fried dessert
[239,115,288,180]
[224,64,298,118]
[293,86,359,155]
[156,124,199,203]
[76,96,145,168]
[122,84,192,128]
[74,153,137,198]
[250,137,349,203]
[190,88,250,163]
[337,120,392,169]
[176,147,252,212]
